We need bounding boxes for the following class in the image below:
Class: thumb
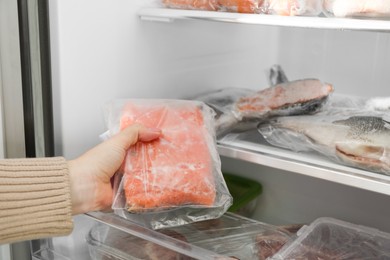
[113,124,162,151]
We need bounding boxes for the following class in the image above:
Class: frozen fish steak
[235,79,334,120]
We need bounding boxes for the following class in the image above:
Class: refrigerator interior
[40,0,390,258]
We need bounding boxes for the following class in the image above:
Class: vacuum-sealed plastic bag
[105,99,232,229]
[258,108,390,175]
[323,0,390,18]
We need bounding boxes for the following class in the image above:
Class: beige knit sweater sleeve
[0,157,73,244]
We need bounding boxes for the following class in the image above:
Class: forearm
[0,157,73,244]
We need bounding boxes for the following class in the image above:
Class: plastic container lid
[223,173,262,214]
[271,217,390,259]
[86,212,292,260]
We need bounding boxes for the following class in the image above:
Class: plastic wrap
[161,0,323,15]
[271,217,390,259]
[193,88,256,136]
[257,102,390,174]
[260,0,323,16]
[323,0,390,18]
[86,212,293,260]
[105,99,232,229]
[162,0,219,11]
[217,0,263,13]
[234,79,334,120]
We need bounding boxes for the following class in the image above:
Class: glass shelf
[217,129,390,196]
[139,8,390,32]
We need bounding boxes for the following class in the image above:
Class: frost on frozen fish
[235,79,334,120]
[258,115,390,174]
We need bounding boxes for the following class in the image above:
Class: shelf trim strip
[218,142,390,196]
[139,8,390,32]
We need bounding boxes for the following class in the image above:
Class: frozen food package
[218,0,263,13]
[260,0,323,16]
[193,87,256,136]
[234,78,334,120]
[86,212,294,260]
[323,0,390,18]
[104,99,232,229]
[257,111,390,175]
[161,0,219,11]
[192,64,292,137]
[271,217,390,259]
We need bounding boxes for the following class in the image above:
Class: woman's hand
[68,124,161,215]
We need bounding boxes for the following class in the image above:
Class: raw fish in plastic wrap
[260,0,323,16]
[257,100,390,175]
[218,0,263,13]
[323,0,390,18]
[105,99,232,229]
[162,0,219,11]
[193,66,333,136]
[234,78,334,120]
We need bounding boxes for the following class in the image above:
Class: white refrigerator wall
[49,0,278,159]
[49,0,390,244]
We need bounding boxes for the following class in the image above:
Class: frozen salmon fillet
[119,100,217,212]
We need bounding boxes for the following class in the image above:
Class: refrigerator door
[1,0,57,259]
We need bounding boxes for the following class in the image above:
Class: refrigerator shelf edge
[139,8,390,32]
[217,131,390,196]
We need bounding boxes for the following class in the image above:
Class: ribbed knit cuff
[0,157,73,244]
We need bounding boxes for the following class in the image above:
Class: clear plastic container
[271,217,390,259]
[86,212,293,260]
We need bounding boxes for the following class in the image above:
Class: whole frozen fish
[258,115,390,174]
[235,79,334,120]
